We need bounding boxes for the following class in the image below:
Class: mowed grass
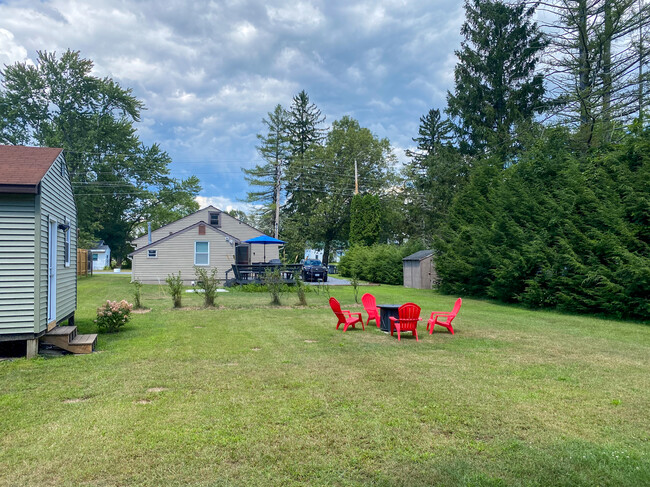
[1,276,649,487]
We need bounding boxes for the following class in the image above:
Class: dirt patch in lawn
[63,398,87,404]
[147,387,167,393]
[135,399,151,405]
[132,308,151,314]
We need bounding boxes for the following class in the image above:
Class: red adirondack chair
[330,297,364,332]
[390,303,422,341]
[427,298,462,335]
[361,293,380,328]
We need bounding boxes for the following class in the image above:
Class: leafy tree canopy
[0,50,200,262]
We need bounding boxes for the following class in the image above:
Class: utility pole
[354,160,359,195]
[274,160,281,239]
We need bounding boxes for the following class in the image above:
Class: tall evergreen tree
[282,90,327,259]
[447,0,547,162]
[403,109,468,241]
[243,104,290,237]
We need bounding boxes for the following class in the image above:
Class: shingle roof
[402,250,434,262]
[0,145,63,188]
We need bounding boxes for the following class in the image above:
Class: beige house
[129,206,280,284]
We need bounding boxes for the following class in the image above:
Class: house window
[64,225,71,267]
[195,241,209,266]
[92,253,99,261]
[148,249,158,258]
[209,212,220,226]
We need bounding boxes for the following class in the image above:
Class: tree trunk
[322,240,331,267]
[602,0,613,141]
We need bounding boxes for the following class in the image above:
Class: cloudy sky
[0,0,465,211]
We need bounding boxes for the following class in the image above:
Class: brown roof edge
[128,221,241,257]
[0,183,39,194]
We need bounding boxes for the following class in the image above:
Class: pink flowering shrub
[95,299,133,333]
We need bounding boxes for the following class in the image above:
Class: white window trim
[194,241,210,266]
[64,222,71,268]
[147,249,158,258]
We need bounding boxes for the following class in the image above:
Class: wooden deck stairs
[41,326,97,354]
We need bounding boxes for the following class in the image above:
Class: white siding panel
[0,194,35,335]
[132,225,237,284]
[38,154,77,330]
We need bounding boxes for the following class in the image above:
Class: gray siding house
[129,206,280,284]
[0,146,79,356]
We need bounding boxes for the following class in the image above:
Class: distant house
[90,240,111,270]
[0,146,82,356]
[128,206,281,284]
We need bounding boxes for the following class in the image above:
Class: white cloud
[0,28,31,67]
[195,195,254,214]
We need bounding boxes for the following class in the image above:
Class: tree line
[245,0,649,319]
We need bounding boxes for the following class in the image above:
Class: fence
[77,249,92,276]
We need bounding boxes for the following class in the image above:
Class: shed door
[47,219,57,323]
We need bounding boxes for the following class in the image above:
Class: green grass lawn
[1,276,649,486]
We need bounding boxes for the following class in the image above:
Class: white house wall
[132,225,250,284]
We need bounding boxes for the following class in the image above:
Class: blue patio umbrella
[244,235,286,262]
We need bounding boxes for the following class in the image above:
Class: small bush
[350,273,360,303]
[132,279,143,309]
[166,271,183,308]
[263,268,285,305]
[295,275,307,305]
[194,267,219,307]
[95,300,133,333]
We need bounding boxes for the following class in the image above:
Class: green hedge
[339,241,425,285]
[435,126,650,320]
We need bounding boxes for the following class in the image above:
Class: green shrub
[194,267,219,307]
[95,299,132,333]
[262,268,285,305]
[166,271,183,308]
[339,241,425,285]
[295,275,308,305]
[132,279,143,309]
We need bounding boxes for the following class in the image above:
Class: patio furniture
[427,298,462,335]
[390,303,422,341]
[361,293,380,328]
[329,297,364,332]
[377,304,400,333]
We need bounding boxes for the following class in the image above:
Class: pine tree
[403,109,468,240]
[447,0,547,162]
[243,104,290,237]
[282,90,327,259]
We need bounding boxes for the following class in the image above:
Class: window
[209,212,220,226]
[64,225,71,267]
[148,249,158,258]
[92,253,99,261]
[195,241,209,265]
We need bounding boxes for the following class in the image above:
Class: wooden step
[67,334,98,354]
[41,326,96,354]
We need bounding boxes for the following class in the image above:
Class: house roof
[128,221,240,257]
[403,250,434,262]
[0,145,63,193]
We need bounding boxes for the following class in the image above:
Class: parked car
[301,259,328,282]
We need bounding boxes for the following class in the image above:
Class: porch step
[41,326,97,355]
